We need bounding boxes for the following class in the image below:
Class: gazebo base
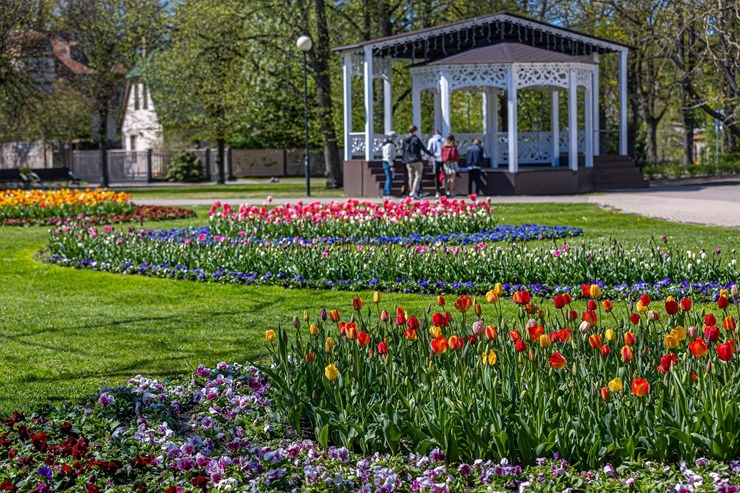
[343,160,600,197]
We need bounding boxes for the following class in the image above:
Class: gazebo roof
[420,41,591,66]
[334,11,630,59]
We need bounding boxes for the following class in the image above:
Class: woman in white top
[381,132,398,198]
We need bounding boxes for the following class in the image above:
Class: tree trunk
[312,0,342,188]
[216,137,225,184]
[681,79,694,165]
[98,104,109,187]
[645,117,659,164]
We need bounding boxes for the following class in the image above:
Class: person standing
[402,125,433,199]
[441,134,460,197]
[466,138,486,195]
[427,129,445,198]
[381,132,398,199]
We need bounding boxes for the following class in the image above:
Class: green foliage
[165,151,205,183]
[643,154,740,180]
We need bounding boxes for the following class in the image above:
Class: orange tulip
[345,323,359,340]
[548,352,567,370]
[357,331,371,347]
[509,329,522,341]
[724,316,737,331]
[448,335,465,351]
[527,324,545,341]
[623,332,637,346]
[621,345,634,362]
[454,295,473,313]
[352,296,364,311]
[430,336,448,354]
[631,378,650,397]
[588,334,603,349]
[602,300,614,312]
[689,338,708,358]
[485,325,497,340]
[403,328,417,341]
[329,309,341,323]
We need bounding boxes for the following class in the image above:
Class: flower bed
[1,361,739,492]
[0,189,133,221]
[265,290,740,470]
[0,189,196,226]
[48,224,738,299]
[207,197,497,239]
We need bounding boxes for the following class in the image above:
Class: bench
[0,169,30,189]
[30,167,81,187]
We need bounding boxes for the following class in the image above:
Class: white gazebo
[335,12,640,196]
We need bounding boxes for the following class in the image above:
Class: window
[142,84,148,110]
[129,135,137,151]
[133,83,140,110]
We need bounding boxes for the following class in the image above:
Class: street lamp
[297,35,313,197]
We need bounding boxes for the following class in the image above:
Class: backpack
[441,145,459,163]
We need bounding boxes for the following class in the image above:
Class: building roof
[421,41,590,65]
[334,11,630,59]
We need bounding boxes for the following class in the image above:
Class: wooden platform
[343,155,646,197]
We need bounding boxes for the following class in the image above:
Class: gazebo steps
[593,156,648,190]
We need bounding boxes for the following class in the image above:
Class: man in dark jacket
[465,138,486,195]
[402,125,433,199]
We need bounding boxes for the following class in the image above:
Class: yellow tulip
[481,350,497,366]
[636,301,648,313]
[604,328,616,342]
[303,310,310,321]
[666,295,675,303]
[539,333,551,348]
[720,289,730,299]
[324,364,339,381]
[429,326,442,338]
[485,290,499,303]
[493,283,504,295]
[672,325,687,342]
[663,333,679,349]
[309,324,319,336]
[373,291,381,303]
[265,330,276,343]
[608,377,623,393]
[589,284,602,298]
[325,337,335,353]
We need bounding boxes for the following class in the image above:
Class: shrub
[165,151,204,182]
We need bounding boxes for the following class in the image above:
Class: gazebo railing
[349,131,584,165]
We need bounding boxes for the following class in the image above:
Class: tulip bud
[472,320,484,336]
[309,324,319,336]
[648,310,660,322]
[474,303,482,316]
[373,291,381,303]
[367,348,374,359]
[320,308,327,321]
[494,283,504,295]
[732,284,739,299]
[600,344,611,357]
[292,316,301,329]
[579,321,590,334]
[380,309,390,322]
[601,387,610,401]
[688,326,698,339]
[436,295,446,306]
[325,337,335,353]
[527,318,537,329]
[303,310,310,322]
[426,303,432,314]
[528,349,535,361]
[605,328,616,342]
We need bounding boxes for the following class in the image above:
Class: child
[441,134,459,197]
[381,132,398,199]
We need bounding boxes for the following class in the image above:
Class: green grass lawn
[121,180,345,200]
[0,202,737,416]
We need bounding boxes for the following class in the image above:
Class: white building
[120,68,162,152]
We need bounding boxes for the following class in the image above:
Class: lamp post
[297,35,313,197]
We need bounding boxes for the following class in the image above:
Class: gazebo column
[433,91,442,133]
[618,50,628,155]
[592,53,600,156]
[550,89,560,167]
[585,86,593,167]
[506,68,518,174]
[568,70,578,171]
[482,88,498,168]
[383,61,392,135]
[342,53,352,161]
[363,47,374,161]
[412,89,421,130]
[440,72,451,137]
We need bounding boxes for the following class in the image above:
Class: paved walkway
[135,181,740,228]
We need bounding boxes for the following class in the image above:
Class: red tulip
[629,313,640,325]
[562,293,572,304]
[582,310,598,325]
[329,309,341,323]
[377,340,388,355]
[587,300,597,311]
[691,370,698,383]
[600,344,611,357]
[680,298,692,311]
[639,294,651,307]
[553,294,566,309]
[485,325,497,340]
[548,352,567,370]
[352,296,364,311]
[689,338,708,358]
[704,325,720,343]
[403,328,417,341]
[621,345,634,362]
[380,309,390,322]
[665,299,679,315]
[357,331,371,347]
[454,295,473,313]
[515,340,527,352]
[431,312,448,328]
[550,331,561,343]
[602,300,614,312]
[509,329,522,342]
[631,378,650,397]
[581,284,591,298]
[466,334,477,344]
[407,316,420,330]
[512,290,531,305]
[430,336,448,354]
[705,314,717,326]
[395,307,407,326]
[527,325,545,341]
[717,341,734,361]
[557,328,573,342]
[345,323,359,340]
[589,334,603,349]
[448,335,465,351]
[567,309,578,322]
[304,352,315,362]
[624,332,637,346]
[601,387,610,401]
[724,316,737,331]
[659,353,677,373]
[436,295,446,306]
[718,296,730,310]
